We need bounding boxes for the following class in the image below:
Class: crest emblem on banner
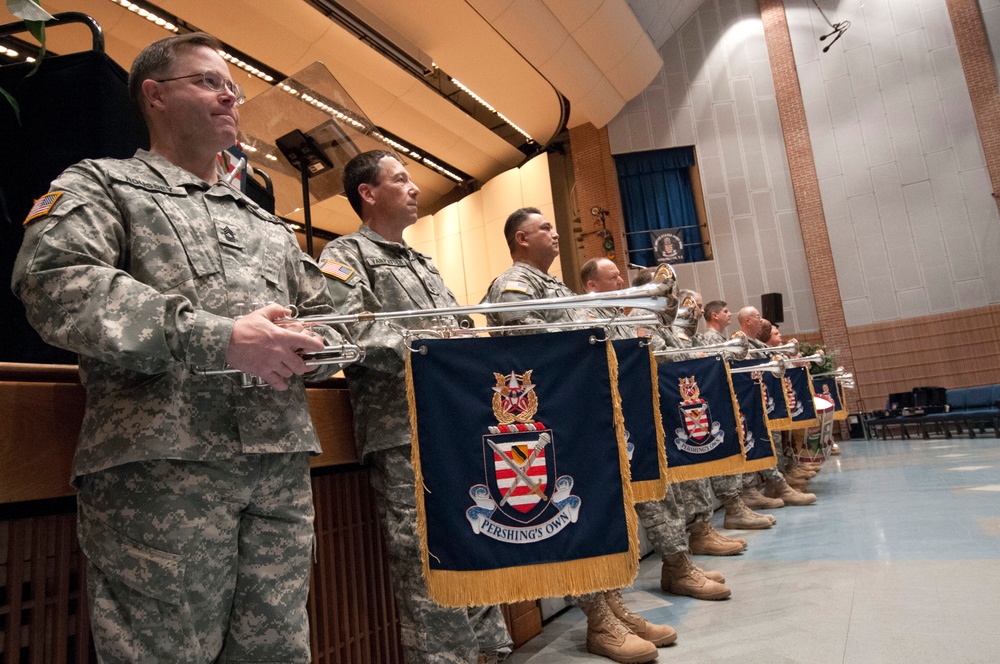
[783,376,803,416]
[465,370,582,543]
[755,371,776,414]
[674,376,725,453]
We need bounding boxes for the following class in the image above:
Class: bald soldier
[485,216,676,664]
[734,306,816,509]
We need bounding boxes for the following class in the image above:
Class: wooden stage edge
[0,362,359,505]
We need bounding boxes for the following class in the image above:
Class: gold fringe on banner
[770,370,819,430]
[407,340,641,607]
[666,357,746,483]
[742,376,779,473]
[629,344,669,503]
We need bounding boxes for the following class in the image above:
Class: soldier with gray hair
[13,32,346,662]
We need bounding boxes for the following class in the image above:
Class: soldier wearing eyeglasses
[12,32,347,663]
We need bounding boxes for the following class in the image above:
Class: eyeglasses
[153,70,246,105]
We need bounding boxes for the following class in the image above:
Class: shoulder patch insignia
[320,260,355,281]
[503,280,529,294]
[24,192,63,225]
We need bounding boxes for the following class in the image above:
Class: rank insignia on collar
[24,192,63,225]
[321,260,355,281]
[674,375,725,453]
[465,369,581,543]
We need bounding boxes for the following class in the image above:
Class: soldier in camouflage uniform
[670,292,748,557]
[615,279,732,603]
[734,307,816,508]
[318,151,512,664]
[12,33,346,663]
[484,211,675,664]
[695,302,775,530]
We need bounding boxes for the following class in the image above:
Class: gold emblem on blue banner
[675,376,725,453]
[467,370,580,543]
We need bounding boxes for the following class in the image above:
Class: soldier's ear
[358,183,376,207]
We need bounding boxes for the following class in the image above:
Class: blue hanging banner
[406,329,639,607]
[773,366,819,429]
[813,375,847,421]
[657,355,746,482]
[728,359,778,472]
[612,338,668,502]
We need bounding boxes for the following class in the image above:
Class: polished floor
[509,436,1000,664]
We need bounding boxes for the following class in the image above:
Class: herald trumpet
[407,314,661,339]
[655,335,749,359]
[277,265,678,329]
[195,343,365,387]
[746,340,799,357]
[785,352,825,367]
[729,356,786,378]
[812,366,849,379]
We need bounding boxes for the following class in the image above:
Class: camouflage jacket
[318,224,465,460]
[12,151,340,479]
[482,262,581,328]
[695,327,728,346]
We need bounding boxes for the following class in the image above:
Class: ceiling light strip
[102,0,472,183]
[449,77,534,143]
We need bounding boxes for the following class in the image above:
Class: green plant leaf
[22,18,46,76]
[1,86,22,124]
[6,0,54,21]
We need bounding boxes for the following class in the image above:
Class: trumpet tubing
[279,267,678,329]
[746,341,799,357]
[729,357,786,378]
[656,335,749,359]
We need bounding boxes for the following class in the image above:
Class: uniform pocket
[78,503,186,605]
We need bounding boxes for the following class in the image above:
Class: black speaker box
[761,292,784,323]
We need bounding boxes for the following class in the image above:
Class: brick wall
[757,0,858,410]
[947,0,1000,216]
[568,123,629,278]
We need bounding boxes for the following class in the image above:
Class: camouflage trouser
[743,466,784,489]
[710,474,742,502]
[369,446,513,664]
[76,454,315,664]
[634,483,688,557]
[675,478,714,525]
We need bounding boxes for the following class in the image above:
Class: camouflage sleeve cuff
[184,310,235,370]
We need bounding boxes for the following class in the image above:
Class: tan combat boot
[786,465,815,480]
[723,496,773,529]
[785,474,809,492]
[660,551,731,600]
[688,520,745,555]
[605,589,677,647]
[831,443,841,455]
[709,525,747,550]
[698,567,725,583]
[581,594,658,663]
[802,461,822,471]
[764,479,816,506]
[742,486,785,510]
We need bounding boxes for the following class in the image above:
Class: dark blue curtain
[614,147,705,267]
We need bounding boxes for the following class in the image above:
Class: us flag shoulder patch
[24,192,63,225]
[503,280,529,293]
[320,260,355,281]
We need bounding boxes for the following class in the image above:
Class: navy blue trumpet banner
[728,359,779,473]
[657,355,746,482]
[812,376,847,421]
[612,338,668,503]
[760,364,792,429]
[771,366,819,430]
[406,329,639,606]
